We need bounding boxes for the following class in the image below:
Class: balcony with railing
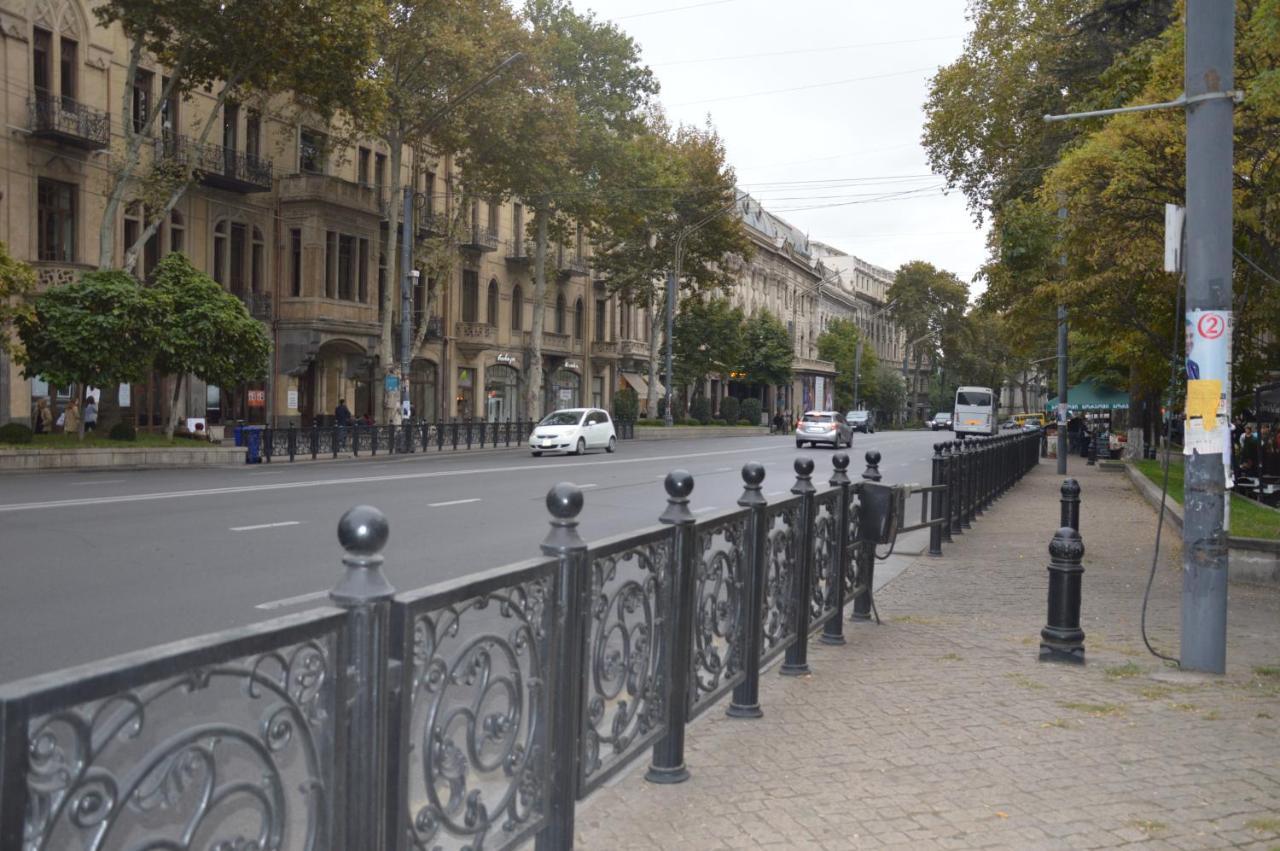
[505,240,531,267]
[524,330,572,353]
[28,92,109,150]
[455,321,497,348]
[278,173,380,215]
[460,227,499,252]
[239,292,272,320]
[158,134,273,193]
[556,248,590,278]
[619,339,651,359]
[590,339,619,357]
[416,211,447,239]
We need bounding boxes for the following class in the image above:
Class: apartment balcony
[590,339,619,358]
[524,330,572,354]
[240,292,273,321]
[28,92,109,150]
[505,243,531,268]
[158,134,273,193]
[416,211,447,239]
[31,260,94,289]
[557,252,590,278]
[278,173,380,215]
[460,227,499,252]
[455,321,496,350]
[619,339,651,359]
[791,356,837,376]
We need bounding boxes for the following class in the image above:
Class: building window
[620,303,630,339]
[299,128,326,174]
[245,110,261,160]
[424,171,436,214]
[60,38,77,103]
[512,204,523,255]
[374,152,386,193]
[358,147,370,185]
[462,270,479,323]
[123,204,141,271]
[325,231,337,298]
[486,280,499,326]
[511,285,523,330]
[251,226,264,294]
[169,210,185,255]
[488,199,499,236]
[555,293,566,334]
[358,238,369,303]
[223,103,239,152]
[33,29,52,93]
[575,225,584,260]
[290,228,302,296]
[595,298,606,342]
[337,234,354,300]
[132,69,153,134]
[413,274,426,326]
[574,297,583,339]
[229,222,247,297]
[378,248,387,309]
[36,177,74,261]
[159,76,177,142]
[213,220,227,284]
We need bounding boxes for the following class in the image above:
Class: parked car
[930,412,953,431]
[529,408,617,456]
[1000,419,1020,430]
[845,410,875,434]
[796,411,853,449]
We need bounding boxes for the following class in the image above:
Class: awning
[1046,380,1130,411]
[621,372,666,399]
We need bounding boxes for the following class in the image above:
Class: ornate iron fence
[1,442,1040,850]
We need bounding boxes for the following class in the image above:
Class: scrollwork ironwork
[406,575,552,850]
[578,536,670,792]
[689,514,748,714]
[761,502,800,659]
[810,491,839,631]
[22,636,336,851]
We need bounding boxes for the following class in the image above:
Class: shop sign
[248,389,266,407]
[497,352,518,366]
[287,389,299,411]
[564,360,581,371]
[385,374,400,393]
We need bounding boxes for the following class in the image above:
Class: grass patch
[890,615,940,625]
[1132,459,1280,540]
[939,653,963,662]
[1131,820,1167,835]
[1171,702,1198,712]
[1201,710,1222,720]
[1006,673,1047,691]
[1139,685,1174,700]
[1104,662,1143,679]
[1041,718,1073,729]
[0,433,199,449]
[1254,666,1280,679]
[1258,712,1273,719]
[1245,818,1280,834]
[1059,701,1124,716]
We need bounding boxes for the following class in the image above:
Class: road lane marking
[230,521,302,532]
[82,479,128,485]
[578,483,598,489]
[0,441,880,514]
[255,589,330,610]
[693,506,718,513]
[766,490,788,496]
[428,498,482,507]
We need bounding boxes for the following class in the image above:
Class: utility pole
[1056,204,1069,476]
[1180,0,1234,674]
[400,187,415,418]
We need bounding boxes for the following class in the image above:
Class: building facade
[0,0,647,429]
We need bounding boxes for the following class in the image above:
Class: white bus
[954,386,997,437]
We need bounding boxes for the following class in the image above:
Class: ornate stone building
[0,0,645,429]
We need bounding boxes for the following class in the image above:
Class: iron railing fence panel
[761,495,803,664]
[576,525,673,796]
[391,557,558,851]
[897,484,948,535]
[842,487,863,604]
[0,609,347,851]
[809,489,841,633]
[688,507,752,720]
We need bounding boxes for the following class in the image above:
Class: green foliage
[17,270,162,391]
[657,396,667,419]
[718,396,739,424]
[740,397,762,426]
[816,318,879,411]
[612,385,639,422]
[673,296,744,391]
[0,241,35,357]
[867,363,906,419]
[739,310,793,389]
[109,421,138,441]
[689,396,711,424]
[150,254,270,392]
[0,422,34,444]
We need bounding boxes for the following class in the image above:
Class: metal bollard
[728,463,768,717]
[647,470,697,784]
[949,441,964,537]
[928,443,945,557]
[1060,478,1081,533]
[1087,431,1097,465]
[1039,524,1086,664]
[781,457,816,675]
[851,450,881,622]
[940,442,954,543]
[821,453,853,645]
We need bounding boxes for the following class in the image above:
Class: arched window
[251,226,264,293]
[573,297,584,339]
[487,279,498,326]
[213,220,228,284]
[511,285,523,330]
[169,210,185,254]
[555,292,566,334]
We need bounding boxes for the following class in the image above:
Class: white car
[529,408,617,456]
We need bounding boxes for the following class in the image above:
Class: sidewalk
[575,461,1280,849]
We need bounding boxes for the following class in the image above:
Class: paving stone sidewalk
[575,461,1280,850]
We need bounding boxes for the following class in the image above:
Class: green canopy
[1046,380,1130,412]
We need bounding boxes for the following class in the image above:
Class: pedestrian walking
[334,398,352,427]
[62,398,81,435]
[772,412,785,434]
[83,398,98,433]
[34,398,52,435]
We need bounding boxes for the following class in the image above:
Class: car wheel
[575,438,586,456]
[532,451,542,457]
[796,441,804,449]
[606,436,616,453]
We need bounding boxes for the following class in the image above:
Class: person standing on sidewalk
[62,398,81,435]
[33,398,52,434]
[334,398,352,450]
[83,397,98,433]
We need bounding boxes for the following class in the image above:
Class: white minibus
[954,386,997,437]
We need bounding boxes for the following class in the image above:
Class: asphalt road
[0,430,945,681]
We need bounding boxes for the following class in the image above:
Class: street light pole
[400,189,416,415]
[663,268,676,427]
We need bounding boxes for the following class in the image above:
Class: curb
[1123,461,1279,585]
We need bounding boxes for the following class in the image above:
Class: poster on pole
[1183,309,1233,485]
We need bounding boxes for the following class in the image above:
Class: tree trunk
[377,131,404,424]
[99,43,145,270]
[645,291,659,416]
[524,206,549,421]
[165,373,186,439]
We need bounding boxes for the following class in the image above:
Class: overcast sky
[579,0,988,292]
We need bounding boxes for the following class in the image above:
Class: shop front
[485,359,522,422]
[410,358,438,422]
[547,361,582,411]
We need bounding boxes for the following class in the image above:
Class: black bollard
[781,457,817,675]
[1059,478,1081,533]
[728,462,768,717]
[851,450,881,622]
[1086,431,1097,465]
[821,453,852,645]
[1039,526,1086,664]
[928,443,944,557]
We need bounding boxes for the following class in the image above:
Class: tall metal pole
[399,187,414,412]
[852,339,863,408]
[1056,304,1068,475]
[1180,0,1234,674]
[663,268,676,427]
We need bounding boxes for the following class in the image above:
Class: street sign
[385,374,399,393]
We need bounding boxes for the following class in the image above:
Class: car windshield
[934,414,950,421]
[802,413,832,423]
[847,411,868,420]
[956,391,992,406]
[539,411,583,426]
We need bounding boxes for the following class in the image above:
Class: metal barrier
[258,419,638,463]
[936,431,1041,546]
[0,441,1036,850]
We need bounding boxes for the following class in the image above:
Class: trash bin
[232,423,245,446]
[244,426,263,464]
